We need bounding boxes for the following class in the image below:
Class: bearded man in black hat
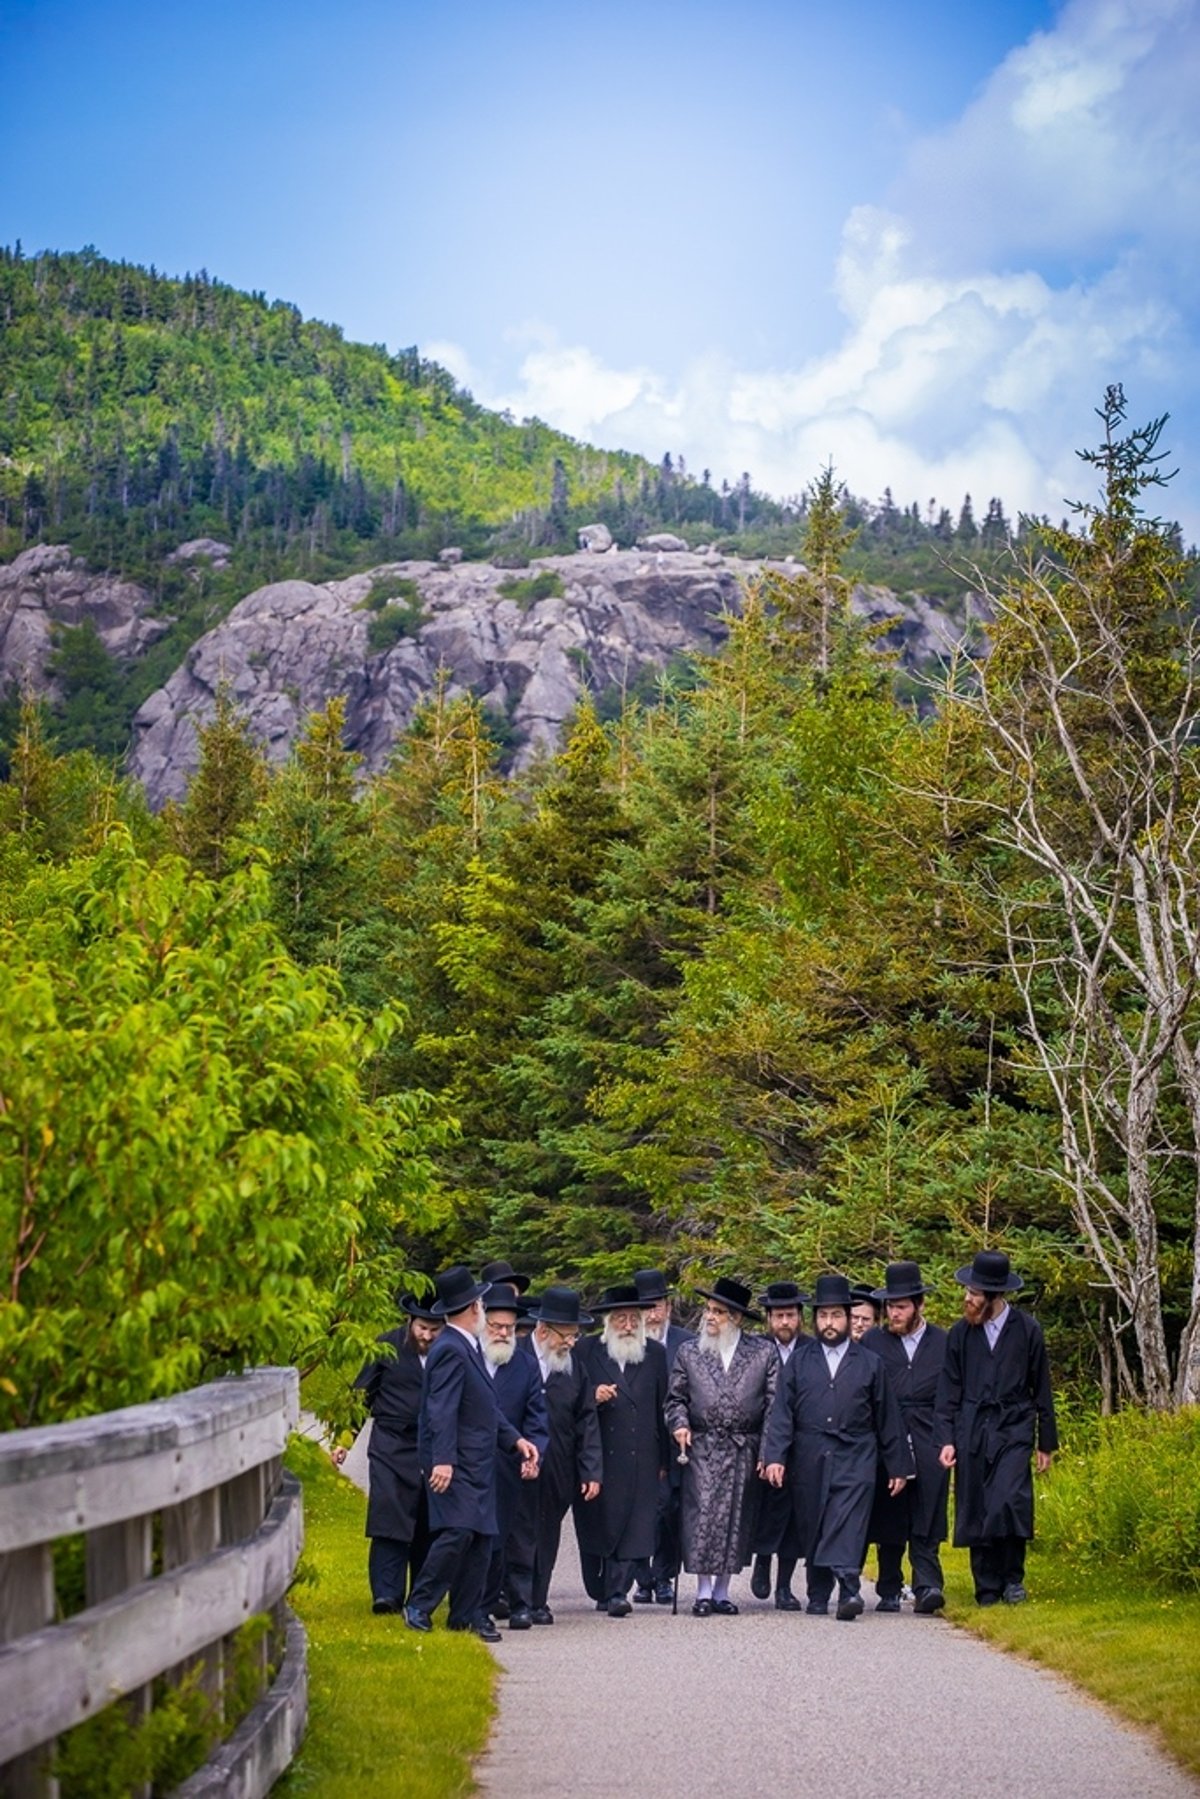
[863,1262,950,1614]
[404,1266,540,1641]
[478,1283,551,1631]
[353,1291,443,1613]
[666,1278,778,1615]
[574,1285,670,1616]
[749,1281,809,1609]
[763,1273,912,1620]
[936,1250,1058,1606]
[519,1287,603,1623]
[631,1267,696,1605]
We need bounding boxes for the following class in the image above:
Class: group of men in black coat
[351,1245,1057,1639]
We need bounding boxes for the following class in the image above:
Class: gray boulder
[637,533,689,553]
[0,544,168,692]
[578,523,613,553]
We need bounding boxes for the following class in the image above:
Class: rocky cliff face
[0,541,974,808]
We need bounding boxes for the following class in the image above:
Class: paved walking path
[478,1525,1199,1798]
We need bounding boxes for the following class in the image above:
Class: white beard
[700,1322,741,1361]
[541,1343,573,1375]
[482,1337,515,1368]
[603,1319,647,1368]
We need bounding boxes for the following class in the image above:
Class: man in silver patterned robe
[665,1278,778,1616]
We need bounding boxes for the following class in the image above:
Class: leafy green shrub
[497,569,564,609]
[360,574,421,613]
[1036,1406,1200,1590]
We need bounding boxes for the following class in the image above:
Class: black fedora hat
[758,1280,811,1310]
[954,1250,1022,1294]
[634,1268,671,1303]
[528,1285,593,1329]
[481,1259,532,1295]
[871,1261,931,1302]
[809,1273,854,1310]
[850,1283,881,1313]
[591,1284,654,1313]
[430,1264,490,1316]
[399,1290,441,1322]
[694,1277,762,1322]
[482,1282,523,1313]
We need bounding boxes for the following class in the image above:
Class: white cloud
[471,0,1200,536]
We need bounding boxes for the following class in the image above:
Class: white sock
[713,1575,731,1604]
[696,1574,715,1601]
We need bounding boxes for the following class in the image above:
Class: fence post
[0,1545,58,1797]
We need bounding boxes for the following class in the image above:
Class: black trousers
[806,1564,861,1604]
[875,1534,944,1600]
[368,1534,429,1605]
[484,1480,538,1614]
[634,1477,682,1589]
[969,1535,1026,1601]
[531,1485,572,1611]
[406,1526,491,1628]
[579,1551,638,1603]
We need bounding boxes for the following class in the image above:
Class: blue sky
[4,0,1199,533]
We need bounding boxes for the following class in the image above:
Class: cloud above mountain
[459,0,1200,532]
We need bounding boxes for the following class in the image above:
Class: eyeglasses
[544,1325,580,1344]
[487,1320,516,1335]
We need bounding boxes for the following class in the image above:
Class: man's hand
[580,1480,600,1502]
[887,1476,907,1497]
[764,1462,786,1488]
[429,1462,454,1493]
[1035,1450,1053,1474]
[939,1444,956,1469]
[330,1446,347,1467]
[516,1437,539,1474]
[596,1383,618,1405]
[673,1426,692,1452]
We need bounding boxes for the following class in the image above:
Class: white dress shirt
[822,1338,850,1377]
[902,1321,927,1361]
[983,1304,1010,1351]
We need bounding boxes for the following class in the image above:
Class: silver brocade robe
[665,1334,778,1574]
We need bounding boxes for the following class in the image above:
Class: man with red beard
[937,1250,1058,1607]
[575,1285,669,1616]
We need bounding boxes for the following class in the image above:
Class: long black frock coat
[418,1324,521,1536]
[523,1337,603,1510]
[761,1337,912,1570]
[574,1335,669,1561]
[864,1323,950,1546]
[753,1340,803,1557]
[489,1351,551,1543]
[353,1326,427,1541]
[935,1307,1058,1544]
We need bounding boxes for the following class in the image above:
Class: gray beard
[542,1344,573,1375]
[700,1323,740,1361]
[603,1322,646,1368]
[482,1338,515,1368]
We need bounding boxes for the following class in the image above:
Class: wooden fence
[0,1367,307,1798]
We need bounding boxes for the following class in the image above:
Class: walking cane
[673,1438,689,1616]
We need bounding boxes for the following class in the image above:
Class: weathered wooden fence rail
[0,1367,307,1797]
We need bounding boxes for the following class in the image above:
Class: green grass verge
[936,1544,1200,1778]
[277,1438,496,1798]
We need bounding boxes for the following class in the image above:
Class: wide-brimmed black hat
[482,1282,523,1313]
[758,1281,811,1311]
[850,1283,881,1313]
[528,1285,593,1329]
[430,1264,490,1316]
[954,1250,1022,1294]
[399,1290,441,1322]
[871,1261,931,1302]
[634,1268,671,1303]
[591,1284,654,1313]
[481,1259,532,1295]
[694,1277,762,1322]
[810,1273,854,1311]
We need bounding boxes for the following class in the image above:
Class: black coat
[489,1352,551,1540]
[864,1323,950,1545]
[762,1337,912,1570]
[753,1341,803,1556]
[520,1337,603,1509]
[418,1325,521,1535]
[936,1307,1058,1544]
[353,1326,427,1541]
[574,1336,669,1560]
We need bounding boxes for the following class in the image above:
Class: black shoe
[1002,1583,1028,1605]
[473,1620,502,1642]
[976,1593,1001,1607]
[403,1605,432,1633]
[775,1589,802,1611]
[632,1585,654,1604]
[914,1588,945,1614]
[692,1599,713,1616]
[875,1595,902,1613]
[492,1598,510,1620]
[594,1599,608,1611]
[530,1606,554,1625]
[750,1556,772,1601]
[508,1608,533,1630]
[836,1593,865,1621]
[607,1596,632,1617]
[711,1598,739,1615]
[805,1600,829,1615]
[654,1581,675,1605]
[372,1597,399,1615]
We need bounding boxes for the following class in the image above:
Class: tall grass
[1036,1406,1200,1590]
